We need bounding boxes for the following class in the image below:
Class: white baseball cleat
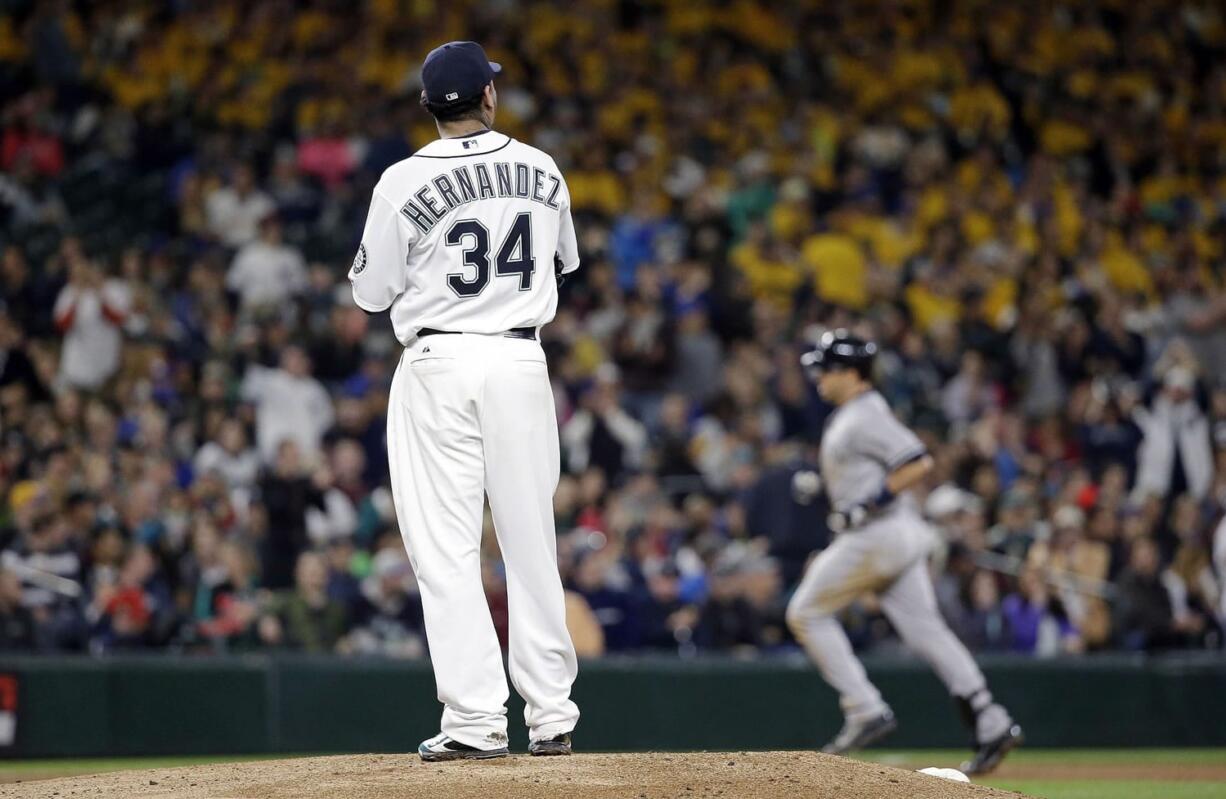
[417,732,509,762]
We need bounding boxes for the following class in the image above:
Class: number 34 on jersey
[348,131,580,344]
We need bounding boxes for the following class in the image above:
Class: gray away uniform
[786,390,1011,741]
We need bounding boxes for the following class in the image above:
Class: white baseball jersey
[349,130,580,343]
[356,127,582,748]
[788,387,1013,745]
[819,390,925,512]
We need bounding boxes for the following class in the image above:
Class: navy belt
[418,326,536,341]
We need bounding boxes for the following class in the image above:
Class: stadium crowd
[1,0,1226,658]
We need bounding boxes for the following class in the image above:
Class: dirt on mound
[0,751,1027,799]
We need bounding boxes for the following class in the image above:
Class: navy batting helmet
[800,329,877,380]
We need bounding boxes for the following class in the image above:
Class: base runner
[787,330,1023,775]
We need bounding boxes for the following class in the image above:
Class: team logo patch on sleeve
[351,243,368,275]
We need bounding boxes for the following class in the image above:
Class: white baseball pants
[786,512,988,722]
[386,331,579,748]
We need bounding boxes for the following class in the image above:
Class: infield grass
[983,781,1226,799]
[859,749,1226,799]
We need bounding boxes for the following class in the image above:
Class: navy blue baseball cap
[421,41,501,108]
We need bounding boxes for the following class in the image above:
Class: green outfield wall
[0,654,1223,757]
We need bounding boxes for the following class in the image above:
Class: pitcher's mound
[0,752,1028,799]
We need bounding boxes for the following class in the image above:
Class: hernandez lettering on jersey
[401,162,563,234]
[348,130,580,345]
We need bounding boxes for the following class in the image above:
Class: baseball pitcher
[350,41,579,761]
[787,330,1023,775]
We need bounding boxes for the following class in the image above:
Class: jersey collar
[414,130,512,159]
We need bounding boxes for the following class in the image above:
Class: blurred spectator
[191,539,261,651]
[1,95,64,177]
[225,215,308,314]
[51,255,129,391]
[1027,505,1113,648]
[942,351,998,427]
[1079,384,1143,480]
[206,164,275,248]
[296,123,358,190]
[569,545,640,652]
[0,311,49,405]
[362,113,412,176]
[322,536,362,610]
[743,455,830,587]
[562,366,648,477]
[1011,315,1067,419]
[0,154,66,230]
[612,276,675,422]
[609,197,674,291]
[346,548,425,658]
[267,149,322,232]
[987,487,1044,561]
[1162,496,1219,646]
[176,173,211,241]
[1134,364,1215,502]
[1000,568,1082,656]
[697,546,781,651]
[2,247,51,337]
[1114,538,1184,651]
[669,308,723,404]
[258,551,347,653]
[241,346,334,465]
[256,441,327,590]
[308,306,368,384]
[1,496,84,651]
[193,419,261,492]
[88,544,174,651]
[304,462,358,546]
[1165,267,1226,380]
[957,570,1011,652]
